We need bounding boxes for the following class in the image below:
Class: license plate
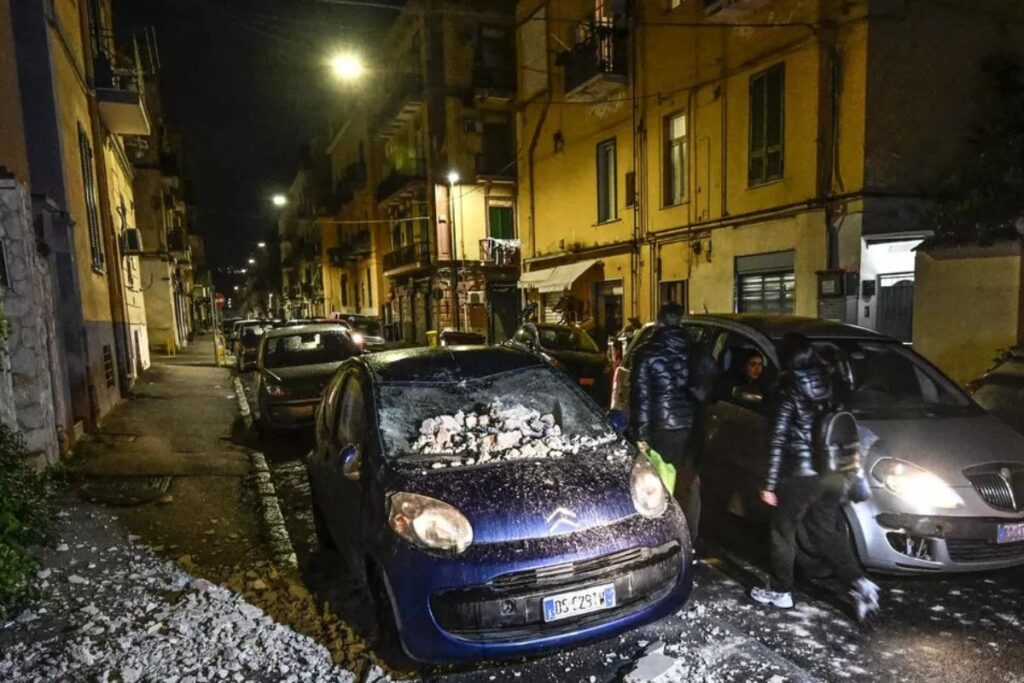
[997,522,1024,544]
[578,377,595,386]
[542,584,616,623]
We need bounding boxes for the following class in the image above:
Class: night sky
[114,0,404,293]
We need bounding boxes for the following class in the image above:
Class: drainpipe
[526,96,551,263]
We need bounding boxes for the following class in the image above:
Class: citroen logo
[545,507,579,533]
[1000,467,1012,480]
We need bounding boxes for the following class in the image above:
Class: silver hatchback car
[613,314,1024,574]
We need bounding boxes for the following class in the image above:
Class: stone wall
[0,178,63,465]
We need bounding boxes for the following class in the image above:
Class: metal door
[487,285,519,343]
[877,277,914,342]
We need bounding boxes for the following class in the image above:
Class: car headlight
[870,458,963,509]
[388,492,473,554]
[631,457,668,518]
[350,332,364,347]
[265,383,285,397]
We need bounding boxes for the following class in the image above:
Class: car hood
[263,363,341,395]
[861,414,1024,484]
[388,451,637,544]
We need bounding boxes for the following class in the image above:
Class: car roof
[684,314,890,342]
[263,323,349,338]
[361,346,545,383]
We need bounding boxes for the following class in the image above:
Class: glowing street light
[257,241,267,248]
[271,194,287,207]
[233,285,240,292]
[446,170,460,185]
[330,53,364,81]
[247,258,256,265]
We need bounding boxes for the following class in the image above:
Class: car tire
[311,499,336,550]
[369,565,418,671]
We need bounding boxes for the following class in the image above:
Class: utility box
[817,270,859,323]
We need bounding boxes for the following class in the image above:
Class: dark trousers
[649,429,700,541]
[769,474,862,593]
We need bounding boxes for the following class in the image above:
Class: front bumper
[382,508,692,663]
[847,488,1024,573]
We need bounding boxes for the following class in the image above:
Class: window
[78,124,104,271]
[488,205,514,239]
[736,251,795,314]
[341,274,349,306]
[596,138,617,223]
[663,112,688,205]
[365,267,373,308]
[659,280,688,311]
[118,201,133,287]
[748,63,785,186]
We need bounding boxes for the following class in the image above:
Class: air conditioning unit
[121,228,144,255]
[467,290,486,305]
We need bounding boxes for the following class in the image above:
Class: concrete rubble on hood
[413,402,622,467]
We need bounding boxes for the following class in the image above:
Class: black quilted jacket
[629,325,696,441]
[765,366,833,491]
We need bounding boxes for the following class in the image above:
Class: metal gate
[877,276,914,342]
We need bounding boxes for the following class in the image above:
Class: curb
[232,375,298,569]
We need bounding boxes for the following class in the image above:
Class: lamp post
[446,171,460,331]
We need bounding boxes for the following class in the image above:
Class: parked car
[305,346,691,664]
[609,322,656,413]
[233,320,268,359]
[968,346,1024,432]
[255,324,361,432]
[438,329,485,346]
[236,322,270,372]
[648,314,1024,574]
[507,323,611,405]
[227,319,255,351]
[334,314,387,352]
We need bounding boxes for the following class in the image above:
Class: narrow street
[239,372,1024,683]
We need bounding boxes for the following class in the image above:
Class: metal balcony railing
[562,22,629,100]
[383,241,432,272]
[376,160,427,201]
[479,237,521,267]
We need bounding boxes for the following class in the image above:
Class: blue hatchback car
[306,346,692,664]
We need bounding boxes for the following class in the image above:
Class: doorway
[594,280,623,347]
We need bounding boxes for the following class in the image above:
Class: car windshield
[806,339,975,419]
[536,327,600,353]
[263,330,355,368]
[346,318,383,336]
[377,367,613,461]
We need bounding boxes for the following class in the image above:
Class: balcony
[376,160,427,202]
[94,37,151,136]
[334,161,368,209]
[702,0,773,21]
[479,237,520,268]
[379,73,424,139]
[472,64,516,101]
[562,22,628,103]
[383,241,432,273]
[476,152,516,179]
[166,228,188,254]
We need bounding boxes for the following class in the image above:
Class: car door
[610,323,654,412]
[328,370,369,554]
[697,328,777,522]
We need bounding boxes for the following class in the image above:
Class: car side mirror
[342,445,362,481]
[732,385,763,405]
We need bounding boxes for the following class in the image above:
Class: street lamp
[447,170,460,331]
[233,285,240,292]
[330,53,364,81]
[247,258,256,265]
[271,194,287,207]
[257,241,267,249]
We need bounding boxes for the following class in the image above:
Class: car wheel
[369,565,417,671]
[310,499,336,550]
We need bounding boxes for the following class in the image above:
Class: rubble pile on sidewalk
[0,508,354,683]
[412,402,622,466]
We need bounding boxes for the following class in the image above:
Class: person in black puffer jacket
[750,333,879,620]
[630,302,700,539]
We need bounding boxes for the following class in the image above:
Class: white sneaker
[850,578,881,622]
[750,586,794,609]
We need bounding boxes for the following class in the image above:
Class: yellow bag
[645,447,677,494]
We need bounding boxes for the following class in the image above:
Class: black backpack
[816,410,870,503]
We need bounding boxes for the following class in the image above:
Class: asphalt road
[239,372,1024,683]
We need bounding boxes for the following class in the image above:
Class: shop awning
[517,259,601,293]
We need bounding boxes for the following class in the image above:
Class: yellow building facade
[516,0,1023,354]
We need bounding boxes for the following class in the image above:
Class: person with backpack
[750,332,880,621]
[630,302,701,540]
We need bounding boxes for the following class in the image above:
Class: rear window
[536,327,600,353]
[263,331,357,368]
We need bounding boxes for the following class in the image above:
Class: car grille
[965,468,1024,512]
[946,538,1024,563]
[430,542,682,642]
